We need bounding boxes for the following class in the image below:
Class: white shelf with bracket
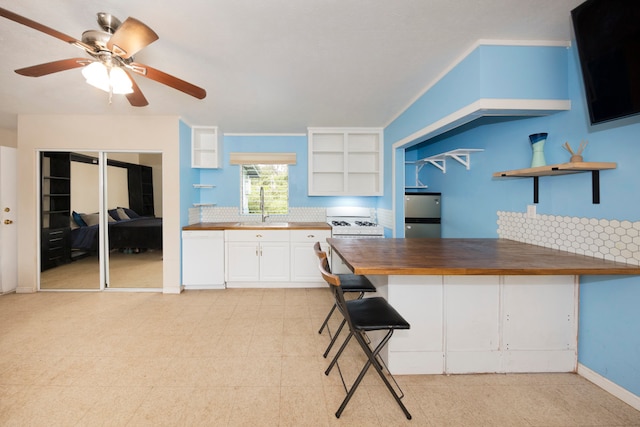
[412,149,484,174]
[406,148,483,188]
[193,184,216,207]
[404,161,428,189]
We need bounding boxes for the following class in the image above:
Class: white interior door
[0,146,17,294]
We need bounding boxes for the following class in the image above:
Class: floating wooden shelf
[493,162,617,204]
[493,162,616,177]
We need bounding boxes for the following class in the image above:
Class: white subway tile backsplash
[193,206,326,224]
[377,208,394,230]
[497,211,640,266]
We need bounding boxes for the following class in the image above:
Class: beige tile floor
[40,249,163,290]
[1,288,639,426]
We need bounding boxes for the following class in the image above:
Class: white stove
[326,207,385,237]
[326,207,384,274]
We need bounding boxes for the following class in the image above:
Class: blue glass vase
[529,133,548,168]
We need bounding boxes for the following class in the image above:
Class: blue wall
[390,43,640,396]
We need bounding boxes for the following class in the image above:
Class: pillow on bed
[119,207,140,218]
[70,216,80,230]
[72,211,87,227]
[116,207,130,220]
[80,213,100,227]
[108,208,120,221]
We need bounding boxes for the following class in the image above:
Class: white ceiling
[0,0,584,134]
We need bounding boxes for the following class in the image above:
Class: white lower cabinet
[182,228,330,288]
[182,230,225,289]
[225,230,291,286]
[501,275,578,372]
[444,275,501,373]
[376,274,578,375]
[259,241,291,282]
[290,229,331,283]
[225,241,261,282]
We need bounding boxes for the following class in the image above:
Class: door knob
[4,219,13,224]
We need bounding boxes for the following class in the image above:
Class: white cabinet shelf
[192,126,221,168]
[308,127,383,196]
[192,183,215,207]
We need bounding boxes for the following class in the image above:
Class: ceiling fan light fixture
[81,61,133,95]
[109,66,133,94]
[82,61,110,92]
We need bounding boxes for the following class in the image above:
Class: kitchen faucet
[260,186,269,222]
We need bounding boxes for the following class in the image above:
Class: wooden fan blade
[0,7,93,51]
[107,17,158,59]
[15,58,91,77]
[125,72,149,107]
[129,62,206,99]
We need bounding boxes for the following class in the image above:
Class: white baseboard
[225,281,326,288]
[577,363,640,411]
[183,284,225,290]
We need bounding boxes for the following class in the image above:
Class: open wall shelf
[405,148,484,188]
[493,162,617,204]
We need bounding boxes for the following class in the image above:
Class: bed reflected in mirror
[39,151,163,290]
[106,152,163,289]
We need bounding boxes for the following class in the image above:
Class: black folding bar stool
[313,242,376,358]
[317,255,412,420]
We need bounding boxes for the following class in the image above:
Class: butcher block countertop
[183,222,331,231]
[327,238,640,276]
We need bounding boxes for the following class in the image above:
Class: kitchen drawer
[290,229,331,243]
[225,229,290,242]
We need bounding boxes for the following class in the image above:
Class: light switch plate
[527,205,536,218]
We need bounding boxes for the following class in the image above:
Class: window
[241,164,289,215]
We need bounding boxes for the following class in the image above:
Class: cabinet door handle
[256,234,262,238]
[307,234,314,238]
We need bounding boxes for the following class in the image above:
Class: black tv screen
[571,0,640,124]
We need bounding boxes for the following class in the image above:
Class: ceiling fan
[0,7,206,106]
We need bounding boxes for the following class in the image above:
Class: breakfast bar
[327,238,640,375]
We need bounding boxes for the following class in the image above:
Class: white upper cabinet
[308,127,383,196]
[192,126,221,168]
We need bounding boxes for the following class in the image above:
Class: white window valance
[229,152,296,165]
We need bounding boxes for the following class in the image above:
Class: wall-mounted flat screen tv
[571,0,640,125]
